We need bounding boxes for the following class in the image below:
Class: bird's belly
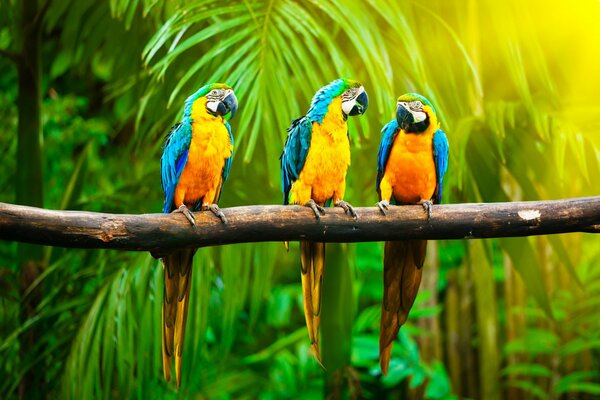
[385,133,436,204]
[176,123,231,207]
[296,129,350,205]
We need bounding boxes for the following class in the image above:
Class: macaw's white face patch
[411,110,427,123]
[205,88,233,114]
[206,100,219,113]
[341,86,364,116]
[341,98,355,116]
[398,101,427,123]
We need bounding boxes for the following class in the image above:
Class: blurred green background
[1,0,600,399]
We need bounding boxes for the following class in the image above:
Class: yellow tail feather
[300,240,325,366]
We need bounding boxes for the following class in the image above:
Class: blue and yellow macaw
[160,83,237,387]
[375,93,449,375]
[280,78,368,363]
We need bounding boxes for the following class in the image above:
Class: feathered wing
[376,119,399,194]
[432,128,449,204]
[280,116,312,204]
[161,122,193,213]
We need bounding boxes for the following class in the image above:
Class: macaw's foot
[377,200,390,216]
[419,200,433,220]
[203,203,227,224]
[304,199,326,221]
[174,204,196,226]
[335,200,358,221]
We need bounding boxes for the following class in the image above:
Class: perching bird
[375,93,448,375]
[160,83,237,387]
[280,79,368,364]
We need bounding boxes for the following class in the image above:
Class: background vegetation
[1,0,599,398]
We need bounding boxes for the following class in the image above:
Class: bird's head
[185,83,238,121]
[339,79,369,117]
[395,93,437,133]
[307,79,368,123]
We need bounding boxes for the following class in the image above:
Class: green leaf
[504,329,559,356]
[425,361,454,399]
[554,371,600,394]
[351,335,379,366]
[352,305,379,334]
[380,357,414,387]
[501,363,552,378]
[560,338,600,356]
[510,379,549,400]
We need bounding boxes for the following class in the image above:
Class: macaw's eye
[343,88,357,99]
[410,101,423,110]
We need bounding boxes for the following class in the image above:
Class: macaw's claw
[420,200,433,220]
[377,200,390,216]
[174,204,196,226]
[335,200,358,221]
[203,203,227,224]
[304,199,325,221]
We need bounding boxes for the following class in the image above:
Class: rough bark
[0,197,599,257]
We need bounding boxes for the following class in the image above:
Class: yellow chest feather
[293,98,350,204]
[176,99,232,206]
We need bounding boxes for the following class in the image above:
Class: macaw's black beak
[217,92,238,119]
[396,103,414,130]
[349,90,369,116]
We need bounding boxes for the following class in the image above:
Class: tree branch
[1,197,599,256]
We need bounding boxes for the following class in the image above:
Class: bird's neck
[319,97,347,138]
[189,98,223,125]
[406,108,438,136]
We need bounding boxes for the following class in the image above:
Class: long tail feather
[300,240,325,366]
[162,248,195,387]
[379,240,427,375]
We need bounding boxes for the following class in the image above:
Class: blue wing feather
[280,116,312,204]
[432,128,449,204]
[175,150,188,175]
[214,120,235,203]
[376,119,399,194]
[160,122,192,213]
[222,121,234,183]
